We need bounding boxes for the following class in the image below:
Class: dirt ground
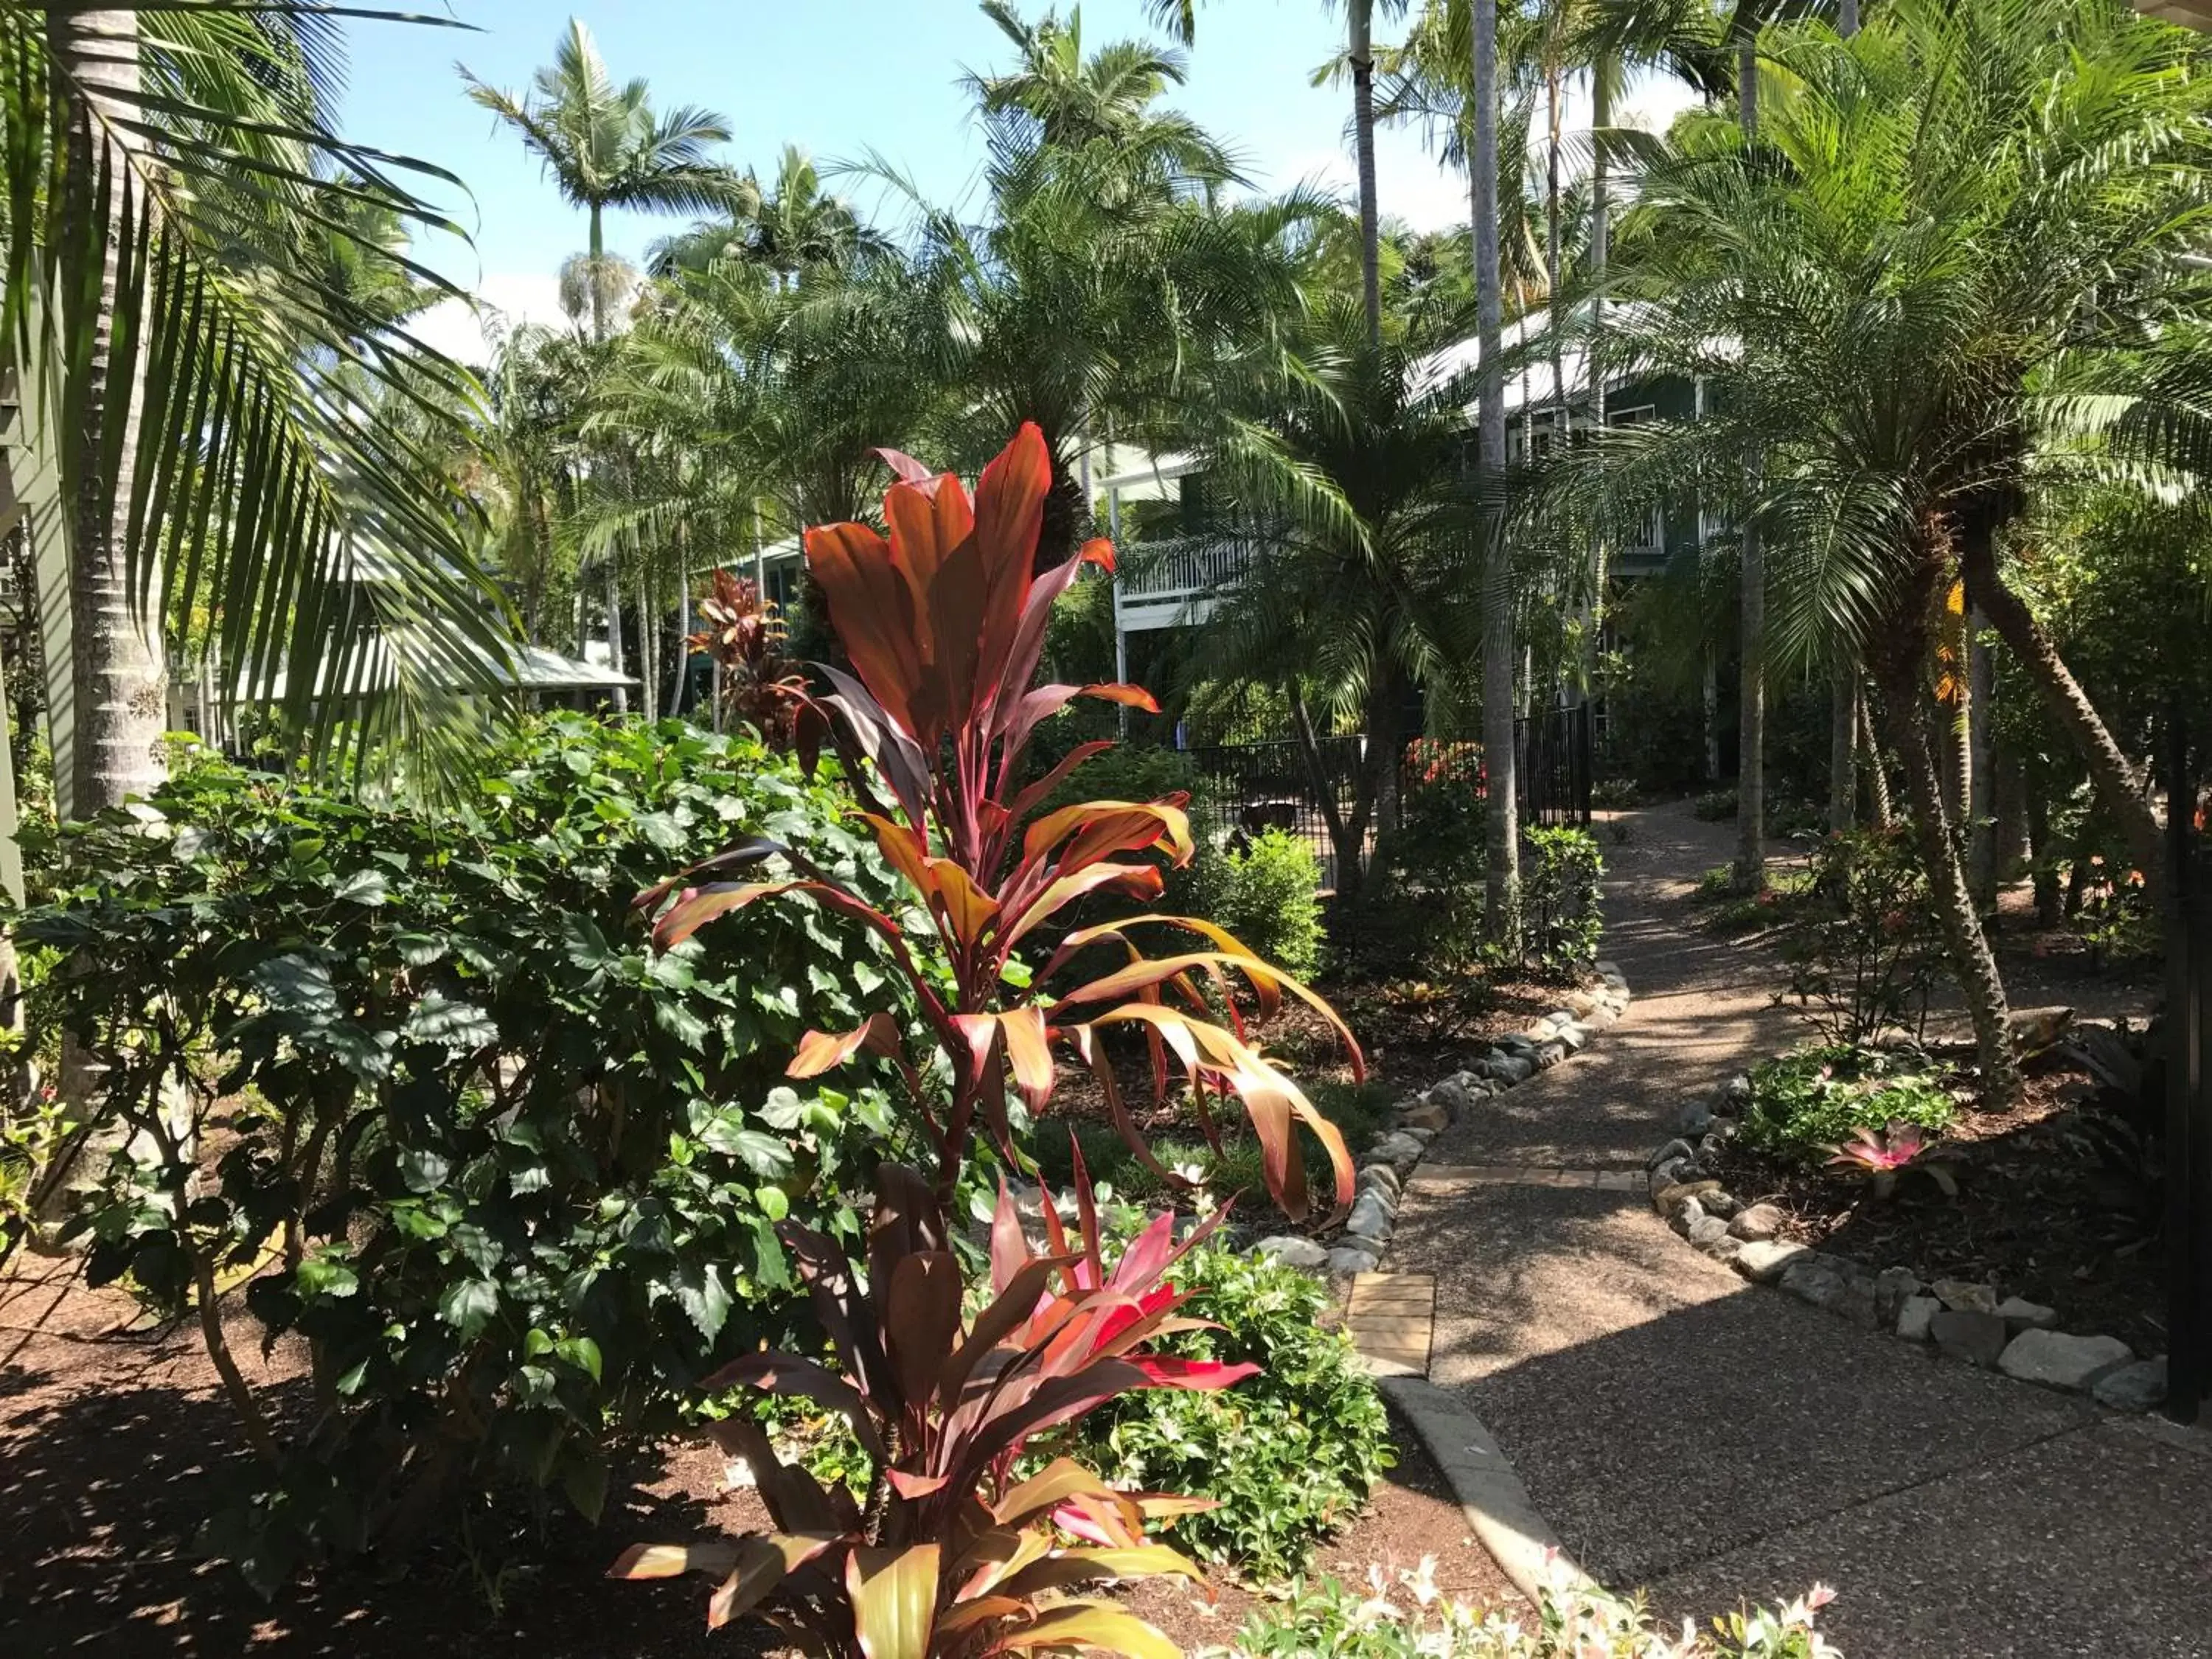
[0,1262,1514,1657]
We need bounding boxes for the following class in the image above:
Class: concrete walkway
[1387,799,2212,1658]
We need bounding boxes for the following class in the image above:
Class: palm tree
[1573,0,2212,1102]
[4,3,513,815]
[647,146,880,285]
[1472,0,1517,945]
[463,19,742,342]
[1177,292,1485,898]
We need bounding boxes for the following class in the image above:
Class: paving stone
[2093,1357,2168,1412]
[1995,1295,2059,1332]
[1255,1235,1327,1269]
[1728,1202,1785,1242]
[1932,1309,2010,1368]
[1997,1330,2135,1394]
[1896,1294,1939,1343]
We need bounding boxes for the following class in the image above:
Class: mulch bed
[1,1266,1517,1658]
[1706,1051,2168,1355]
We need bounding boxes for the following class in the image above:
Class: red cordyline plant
[618,425,1363,1653]
[640,423,1359,1220]
[686,568,810,750]
[614,1164,1250,1655]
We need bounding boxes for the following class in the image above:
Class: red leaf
[970,424,1051,696]
[806,521,923,738]
[1128,1355,1261,1392]
[787,1012,900,1079]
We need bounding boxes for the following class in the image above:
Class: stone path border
[1377,1374,1594,1606]
[1255,961,1633,1276]
[1648,1069,2171,1413]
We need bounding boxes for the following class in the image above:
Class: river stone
[1933,1279,2000,1315]
[1557,1022,1590,1053]
[1733,1239,1806,1284]
[1782,1256,1878,1327]
[1728,1203,1786,1242]
[1654,1179,1721,1217]
[1995,1296,2059,1332]
[1256,1235,1329,1270]
[1997,1329,2135,1393]
[1646,1138,1697,1172]
[1346,1191,1396,1239]
[1721,1073,1753,1111]
[1498,1033,1540,1056]
[1896,1294,1940,1343]
[1426,1080,1475,1121]
[2093,1357,2168,1412]
[1494,1054,1536,1085]
[1932,1310,2011,1368]
[1876,1267,1925,1325]
[1370,1132,1426,1169]
[1358,1164,1402,1198]
[1686,1214,1732,1251]
[1677,1100,1714,1136]
[1327,1245,1382,1275]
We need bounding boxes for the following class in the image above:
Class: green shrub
[1231,1571,1840,1656]
[1030,741,1223,922]
[1780,827,1941,1046]
[1217,828,1324,978]
[1592,776,1643,811]
[1740,1044,1957,1164]
[1070,1237,1391,1579]
[1370,771,1489,975]
[21,715,925,1588]
[1522,826,1604,980]
[1694,787,1738,822]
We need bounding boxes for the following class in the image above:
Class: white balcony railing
[1117,541,1251,602]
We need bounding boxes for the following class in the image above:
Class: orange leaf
[787,1012,900,1079]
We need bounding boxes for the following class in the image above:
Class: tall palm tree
[1568,0,2212,1102]
[647,146,882,285]
[463,20,741,342]
[1178,292,1486,897]
[4,3,513,815]
[1472,0,1518,945]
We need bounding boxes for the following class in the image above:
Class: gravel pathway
[1388,799,2212,1658]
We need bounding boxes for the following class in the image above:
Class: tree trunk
[588,202,608,342]
[604,557,628,714]
[671,567,691,717]
[1351,0,1381,347]
[1870,642,2021,1107]
[51,9,164,818]
[1860,685,1893,827]
[1839,0,1861,36]
[636,560,657,721]
[1703,650,1720,782]
[1961,529,2163,914]
[1290,686,1361,900]
[1732,38,1764,891]
[1829,658,1857,832]
[1966,610,1996,905]
[1472,0,1517,949]
[2025,782,2062,927]
[1545,63,1564,417]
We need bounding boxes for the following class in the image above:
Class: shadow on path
[1397,800,2212,1658]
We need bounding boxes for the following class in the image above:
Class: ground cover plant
[1738,1046,1958,1167]
[17,716,918,1589]
[614,425,1363,1653]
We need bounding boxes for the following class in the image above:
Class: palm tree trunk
[604,557,628,714]
[1546,62,1564,418]
[50,8,164,818]
[1732,37,1765,891]
[588,202,608,341]
[1472,0,1517,949]
[1839,0,1861,35]
[1861,686,1893,827]
[636,560,657,721]
[1870,646,2021,1107]
[1829,658,1857,831]
[1351,0,1382,347]
[671,564,691,717]
[1960,525,2163,911]
[1967,610,1996,904]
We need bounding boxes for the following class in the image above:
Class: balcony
[1113,540,1251,633]
[2137,1,2212,27]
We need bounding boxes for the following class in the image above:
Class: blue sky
[340,1,1694,360]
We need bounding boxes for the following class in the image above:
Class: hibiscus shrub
[22,715,919,1590]
[619,425,1362,1655]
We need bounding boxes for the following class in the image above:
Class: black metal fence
[1181,706,1593,889]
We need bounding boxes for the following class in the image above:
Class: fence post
[2166,705,2208,1419]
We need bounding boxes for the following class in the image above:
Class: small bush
[1231,1570,1840,1657]
[1694,787,1738,822]
[1217,828,1324,978]
[1369,771,1489,976]
[1778,827,1943,1046]
[1071,1237,1392,1579]
[22,716,923,1587]
[1740,1044,1957,1165]
[1522,826,1604,981]
[1592,776,1643,811]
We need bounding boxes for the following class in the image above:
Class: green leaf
[330,869,389,906]
[401,993,500,1049]
[557,1335,603,1383]
[296,1251,358,1298]
[396,1147,452,1194]
[756,1185,790,1223]
[700,1117,796,1180]
[667,1261,731,1343]
[439,1277,499,1340]
[562,1450,609,1523]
